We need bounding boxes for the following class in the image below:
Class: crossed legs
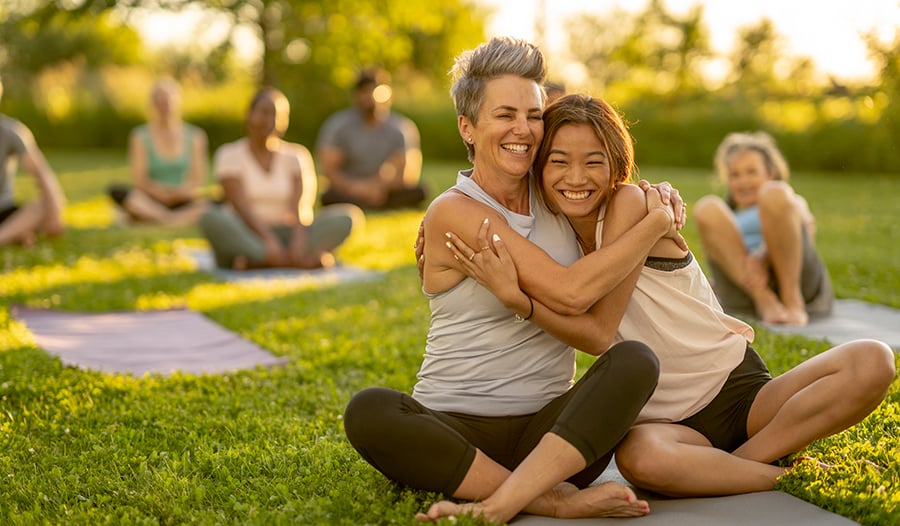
[615,339,895,497]
[0,200,63,246]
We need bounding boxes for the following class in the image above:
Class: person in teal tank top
[107,77,209,226]
[694,131,834,326]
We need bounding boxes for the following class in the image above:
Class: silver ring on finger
[468,252,476,261]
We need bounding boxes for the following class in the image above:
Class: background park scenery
[2,0,900,524]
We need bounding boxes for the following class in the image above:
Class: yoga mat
[764,299,900,350]
[11,306,289,376]
[183,247,384,286]
[512,459,857,525]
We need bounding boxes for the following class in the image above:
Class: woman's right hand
[263,237,288,267]
[444,218,524,308]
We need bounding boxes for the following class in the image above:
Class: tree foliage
[0,1,144,90]
[566,0,712,96]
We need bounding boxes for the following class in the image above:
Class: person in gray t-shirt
[316,68,427,210]
[0,78,67,246]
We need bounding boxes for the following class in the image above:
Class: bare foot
[414,482,649,523]
[751,288,789,324]
[415,500,479,523]
[19,230,37,247]
[232,255,248,271]
[779,307,809,326]
[552,481,650,519]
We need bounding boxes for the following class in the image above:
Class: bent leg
[758,181,807,325]
[694,195,748,283]
[122,189,180,225]
[694,195,786,320]
[616,424,784,497]
[198,205,265,268]
[0,202,43,245]
[307,204,365,253]
[422,341,659,523]
[736,339,896,463]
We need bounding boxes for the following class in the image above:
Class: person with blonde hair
[0,77,67,246]
[693,131,833,326]
[107,77,209,226]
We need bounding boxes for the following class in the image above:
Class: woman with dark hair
[447,93,894,500]
[344,38,686,523]
[200,87,362,270]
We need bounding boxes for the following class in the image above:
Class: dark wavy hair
[534,93,636,211]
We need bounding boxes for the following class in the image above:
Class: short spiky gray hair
[450,37,547,161]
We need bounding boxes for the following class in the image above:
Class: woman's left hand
[444,218,524,307]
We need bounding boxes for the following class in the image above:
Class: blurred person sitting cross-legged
[0,77,67,247]
[316,67,428,210]
[107,77,210,227]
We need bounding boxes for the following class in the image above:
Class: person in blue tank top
[107,77,209,226]
[693,132,834,326]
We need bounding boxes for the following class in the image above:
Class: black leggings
[343,341,659,495]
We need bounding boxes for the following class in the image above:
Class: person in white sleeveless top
[344,38,687,524]
[445,94,895,498]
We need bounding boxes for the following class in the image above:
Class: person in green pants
[200,87,363,269]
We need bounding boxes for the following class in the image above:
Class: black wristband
[514,293,534,323]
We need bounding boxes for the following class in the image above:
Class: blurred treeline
[1,0,899,173]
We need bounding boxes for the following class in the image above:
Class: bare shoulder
[424,190,505,233]
[606,183,648,223]
[10,118,36,145]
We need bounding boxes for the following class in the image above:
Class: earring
[466,136,473,143]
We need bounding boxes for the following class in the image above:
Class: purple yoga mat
[11,306,289,376]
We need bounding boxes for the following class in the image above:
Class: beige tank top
[596,216,754,423]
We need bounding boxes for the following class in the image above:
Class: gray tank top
[412,170,582,416]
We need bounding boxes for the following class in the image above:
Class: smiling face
[725,148,774,209]
[540,123,612,223]
[460,74,544,180]
[246,90,290,140]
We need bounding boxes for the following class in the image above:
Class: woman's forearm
[521,207,669,315]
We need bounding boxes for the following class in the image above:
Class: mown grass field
[1,150,898,525]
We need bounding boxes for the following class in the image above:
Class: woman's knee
[693,195,729,228]
[616,431,674,487]
[344,387,395,442]
[757,181,795,213]
[609,341,660,386]
[849,340,896,393]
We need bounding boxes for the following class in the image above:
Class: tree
[0,1,144,89]
[724,18,784,95]
[565,0,712,96]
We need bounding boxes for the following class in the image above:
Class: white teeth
[561,190,591,200]
[502,144,528,153]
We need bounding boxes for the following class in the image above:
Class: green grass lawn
[1,151,898,525]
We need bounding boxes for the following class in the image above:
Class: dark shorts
[0,205,20,224]
[709,230,834,318]
[675,346,772,452]
[107,184,193,210]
